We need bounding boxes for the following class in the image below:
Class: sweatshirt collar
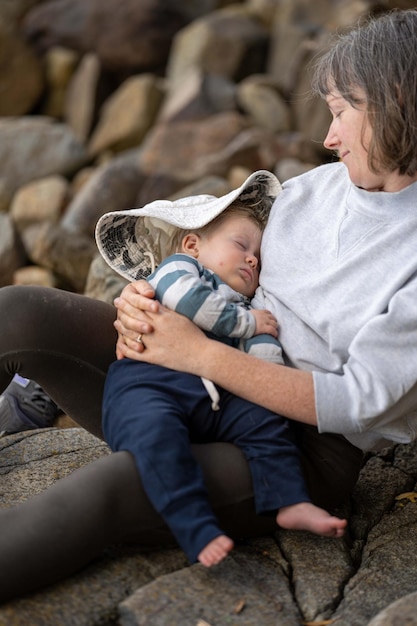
[346,171,417,222]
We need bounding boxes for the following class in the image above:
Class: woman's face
[323,89,415,192]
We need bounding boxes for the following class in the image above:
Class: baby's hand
[250,309,279,337]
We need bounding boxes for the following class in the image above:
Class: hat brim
[95,170,282,282]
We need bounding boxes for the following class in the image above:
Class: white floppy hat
[95,169,282,282]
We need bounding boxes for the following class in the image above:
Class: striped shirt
[147,253,256,343]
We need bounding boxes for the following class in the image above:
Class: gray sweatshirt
[253,162,417,451]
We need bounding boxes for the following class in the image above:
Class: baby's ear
[182,233,200,257]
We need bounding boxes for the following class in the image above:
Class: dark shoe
[0,374,60,436]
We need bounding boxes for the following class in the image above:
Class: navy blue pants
[103,359,311,563]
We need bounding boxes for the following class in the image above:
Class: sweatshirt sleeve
[314,275,417,447]
[148,254,256,338]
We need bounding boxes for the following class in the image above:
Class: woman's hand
[114,280,159,359]
[134,306,209,370]
[114,279,210,370]
[116,289,209,371]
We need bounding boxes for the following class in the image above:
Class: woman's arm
[114,281,316,425]
[172,323,316,425]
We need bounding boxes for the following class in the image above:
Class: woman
[0,8,416,602]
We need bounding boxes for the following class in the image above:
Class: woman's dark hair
[312,9,417,176]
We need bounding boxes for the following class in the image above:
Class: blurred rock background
[1,0,414,302]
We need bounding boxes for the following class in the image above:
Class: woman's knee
[0,285,59,342]
[0,285,36,326]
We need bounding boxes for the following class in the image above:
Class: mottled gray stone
[61,148,144,237]
[367,591,417,626]
[0,117,87,205]
[0,428,110,505]
[277,529,354,623]
[333,501,417,625]
[1,428,417,625]
[120,538,302,626]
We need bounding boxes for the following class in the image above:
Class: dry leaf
[395,492,417,503]
[233,599,246,614]
[196,620,212,626]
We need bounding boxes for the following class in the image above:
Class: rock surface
[1,427,417,625]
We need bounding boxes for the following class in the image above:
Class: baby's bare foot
[198,535,234,567]
[277,502,347,538]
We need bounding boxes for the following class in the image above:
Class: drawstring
[201,377,220,411]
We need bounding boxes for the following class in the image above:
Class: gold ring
[136,334,144,344]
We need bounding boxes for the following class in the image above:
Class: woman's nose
[323,121,338,151]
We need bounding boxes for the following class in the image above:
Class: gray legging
[0,285,364,602]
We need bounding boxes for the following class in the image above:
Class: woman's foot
[198,534,234,567]
[277,502,347,537]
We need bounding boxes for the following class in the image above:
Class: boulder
[0,24,43,116]
[22,0,188,74]
[0,117,87,208]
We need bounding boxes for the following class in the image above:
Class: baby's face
[196,214,261,297]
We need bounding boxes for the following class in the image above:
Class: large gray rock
[0,428,109,504]
[156,69,237,123]
[334,503,417,625]
[0,24,43,116]
[1,428,417,625]
[166,4,269,87]
[0,0,46,26]
[138,111,269,183]
[10,175,69,234]
[120,541,302,626]
[0,117,87,209]
[64,52,102,142]
[368,591,417,625]
[236,74,291,133]
[61,148,145,237]
[22,0,188,73]
[22,222,97,292]
[87,74,164,157]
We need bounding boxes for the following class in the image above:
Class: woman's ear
[181,233,200,258]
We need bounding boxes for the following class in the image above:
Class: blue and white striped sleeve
[147,253,256,338]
